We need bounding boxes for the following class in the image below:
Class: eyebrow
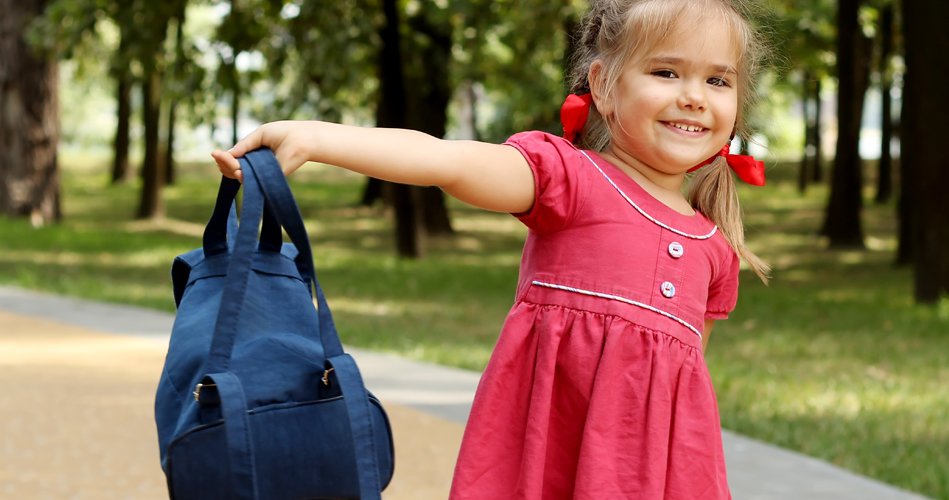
[649,56,736,75]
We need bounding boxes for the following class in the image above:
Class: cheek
[715,95,739,128]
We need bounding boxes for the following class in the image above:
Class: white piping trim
[578,150,718,240]
[531,280,703,339]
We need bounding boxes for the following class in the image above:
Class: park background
[1,0,948,499]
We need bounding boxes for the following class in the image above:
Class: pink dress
[448,132,740,500]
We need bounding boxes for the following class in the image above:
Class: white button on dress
[668,242,684,258]
[660,281,676,298]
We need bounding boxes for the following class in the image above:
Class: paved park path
[0,285,933,500]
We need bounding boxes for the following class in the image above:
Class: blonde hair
[568,0,771,283]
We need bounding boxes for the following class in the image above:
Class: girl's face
[596,19,739,176]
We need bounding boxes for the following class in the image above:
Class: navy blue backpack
[155,148,394,500]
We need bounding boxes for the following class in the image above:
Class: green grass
[1,156,947,499]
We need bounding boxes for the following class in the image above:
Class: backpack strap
[204,177,282,259]
[206,160,267,373]
[199,372,259,500]
[203,177,241,257]
[242,148,345,359]
[327,354,383,500]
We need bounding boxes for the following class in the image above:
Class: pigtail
[688,156,771,284]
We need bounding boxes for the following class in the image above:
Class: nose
[678,80,708,111]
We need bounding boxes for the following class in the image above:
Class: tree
[215,0,275,149]
[822,0,872,248]
[164,4,186,185]
[0,0,61,226]
[874,3,895,204]
[251,0,581,256]
[398,1,457,237]
[131,1,175,219]
[798,72,823,192]
[901,0,949,303]
[377,0,425,257]
[35,0,208,214]
[111,25,133,184]
[770,0,836,191]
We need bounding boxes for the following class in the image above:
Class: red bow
[688,145,766,186]
[561,93,593,142]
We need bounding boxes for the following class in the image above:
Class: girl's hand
[211,121,316,182]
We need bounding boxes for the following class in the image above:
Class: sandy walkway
[0,311,463,499]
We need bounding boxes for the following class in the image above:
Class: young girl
[212,0,770,498]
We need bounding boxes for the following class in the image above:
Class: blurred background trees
[901,0,949,302]
[2,0,947,303]
[0,0,61,226]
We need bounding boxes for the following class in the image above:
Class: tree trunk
[811,78,823,183]
[361,178,384,206]
[166,99,177,185]
[0,0,61,226]
[137,70,165,219]
[896,40,916,266]
[421,188,452,235]
[112,75,132,184]
[111,28,132,185]
[231,63,240,146]
[822,0,870,248]
[457,81,479,142]
[799,71,813,193]
[405,12,454,236]
[165,11,185,186]
[902,0,949,302]
[378,0,423,257]
[875,4,894,204]
[389,182,426,257]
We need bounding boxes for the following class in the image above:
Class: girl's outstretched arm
[211,121,535,214]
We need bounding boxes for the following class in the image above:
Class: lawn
[1,155,947,499]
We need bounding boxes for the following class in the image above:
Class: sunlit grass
[1,157,947,499]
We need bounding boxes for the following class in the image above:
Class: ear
[588,60,614,117]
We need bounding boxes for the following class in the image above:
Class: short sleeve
[505,131,587,235]
[705,250,740,319]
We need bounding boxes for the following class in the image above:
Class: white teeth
[670,122,705,132]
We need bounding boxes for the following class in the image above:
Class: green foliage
[29,0,212,126]
[253,0,584,138]
[450,0,586,140]
[257,0,381,121]
[765,0,837,79]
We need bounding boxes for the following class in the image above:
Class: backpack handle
[207,148,345,374]
[203,177,284,258]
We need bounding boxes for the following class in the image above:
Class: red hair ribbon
[688,145,766,186]
[561,93,593,142]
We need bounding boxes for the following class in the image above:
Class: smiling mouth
[665,122,708,133]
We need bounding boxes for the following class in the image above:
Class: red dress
[448,132,740,500]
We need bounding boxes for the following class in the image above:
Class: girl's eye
[708,77,731,88]
[652,70,677,79]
